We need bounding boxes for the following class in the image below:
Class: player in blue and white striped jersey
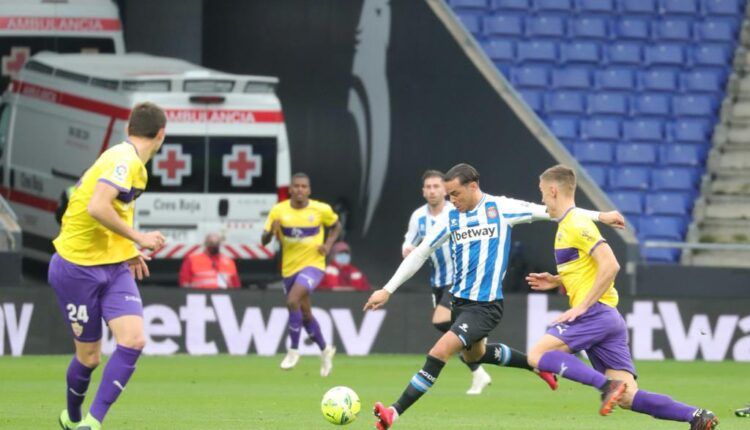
[365,163,625,430]
[402,170,491,395]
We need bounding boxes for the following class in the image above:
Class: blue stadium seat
[628,215,641,231]
[457,14,481,33]
[526,16,567,38]
[644,44,686,67]
[560,42,602,64]
[519,90,543,111]
[623,119,664,141]
[491,0,531,10]
[574,142,614,163]
[638,69,678,92]
[450,0,488,9]
[547,116,579,139]
[518,41,559,63]
[658,0,699,14]
[645,192,692,215]
[672,95,717,117]
[511,66,550,88]
[577,0,617,13]
[620,0,657,14]
[640,246,681,262]
[533,0,574,12]
[545,91,586,114]
[660,144,706,166]
[616,17,651,40]
[616,143,657,164]
[609,167,651,190]
[639,216,686,240]
[607,43,642,65]
[582,164,609,187]
[482,40,516,63]
[551,68,592,89]
[569,17,610,39]
[588,93,629,115]
[702,0,742,15]
[681,70,724,93]
[632,94,671,117]
[652,168,697,190]
[668,119,711,142]
[581,117,622,140]
[595,68,636,90]
[653,20,693,42]
[700,20,737,43]
[610,191,644,214]
[692,44,731,67]
[483,15,524,37]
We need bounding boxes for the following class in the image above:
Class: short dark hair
[421,169,445,184]
[127,102,166,138]
[540,164,576,193]
[445,163,480,185]
[292,172,310,183]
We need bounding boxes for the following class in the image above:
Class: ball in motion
[321,386,361,425]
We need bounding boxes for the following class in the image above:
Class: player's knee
[76,350,101,368]
[120,334,147,350]
[618,386,637,409]
[286,298,301,310]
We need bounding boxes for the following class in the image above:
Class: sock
[478,343,533,370]
[432,321,452,333]
[459,354,481,372]
[631,390,698,422]
[392,355,446,415]
[537,350,608,388]
[288,310,303,349]
[89,345,142,423]
[303,317,326,350]
[66,357,94,422]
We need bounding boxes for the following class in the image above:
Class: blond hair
[540,164,576,194]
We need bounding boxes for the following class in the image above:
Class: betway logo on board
[527,295,750,361]
[99,294,386,356]
[0,303,33,357]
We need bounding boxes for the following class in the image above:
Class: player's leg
[298,268,328,351]
[280,271,306,369]
[81,264,146,429]
[298,277,337,377]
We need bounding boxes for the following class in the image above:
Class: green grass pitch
[0,354,747,429]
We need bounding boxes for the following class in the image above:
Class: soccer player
[402,170,491,395]
[364,163,625,429]
[526,164,718,429]
[50,102,168,430]
[261,173,342,377]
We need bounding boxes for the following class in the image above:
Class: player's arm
[363,223,450,311]
[501,197,624,229]
[402,211,420,258]
[87,181,164,250]
[261,206,280,246]
[319,221,342,256]
[554,241,619,323]
[526,272,563,291]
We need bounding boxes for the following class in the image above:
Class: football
[320,386,361,425]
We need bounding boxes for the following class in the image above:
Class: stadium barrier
[0,288,748,361]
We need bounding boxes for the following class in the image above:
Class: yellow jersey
[264,199,338,277]
[53,142,147,266]
[554,207,618,308]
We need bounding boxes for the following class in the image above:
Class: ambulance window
[207,137,277,194]
[54,37,116,54]
[0,104,9,158]
[145,137,206,193]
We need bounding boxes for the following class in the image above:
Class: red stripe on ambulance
[0,17,121,32]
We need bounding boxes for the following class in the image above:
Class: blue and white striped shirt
[403,203,454,288]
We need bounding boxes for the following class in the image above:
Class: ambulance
[0,52,291,283]
[0,0,125,90]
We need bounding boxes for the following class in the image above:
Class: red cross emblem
[2,47,30,79]
[152,144,192,186]
[223,145,262,186]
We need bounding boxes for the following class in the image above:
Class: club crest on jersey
[451,225,498,245]
[487,206,498,219]
[71,322,83,337]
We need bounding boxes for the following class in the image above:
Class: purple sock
[303,317,327,350]
[538,350,608,388]
[288,310,303,349]
[66,357,94,422]
[631,390,698,422]
[89,345,142,423]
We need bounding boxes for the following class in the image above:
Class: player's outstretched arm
[526,272,562,291]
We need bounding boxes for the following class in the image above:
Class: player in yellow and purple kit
[49,103,167,430]
[261,173,342,377]
[526,165,718,430]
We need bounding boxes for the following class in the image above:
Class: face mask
[206,245,220,255]
[333,253,351,265]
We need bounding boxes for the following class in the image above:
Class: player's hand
[318,243,332,256]
[598,211,626,229]
[272,220,282,239]
[553,305,588,324]
[136,231,166,250]
[402,246,414,258]
[127,253,151,281]
[363,289,391,311]
[526,272,560,291]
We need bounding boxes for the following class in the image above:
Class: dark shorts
[283,266,325,295]
[48,253,143,342]
[546,302,637,376]
[431,286,453,309]
[450,297,504,349]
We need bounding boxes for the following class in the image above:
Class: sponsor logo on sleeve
[113,164,128,183]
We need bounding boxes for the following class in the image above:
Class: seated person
[319,241,370,291]
[179,232,240,289]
